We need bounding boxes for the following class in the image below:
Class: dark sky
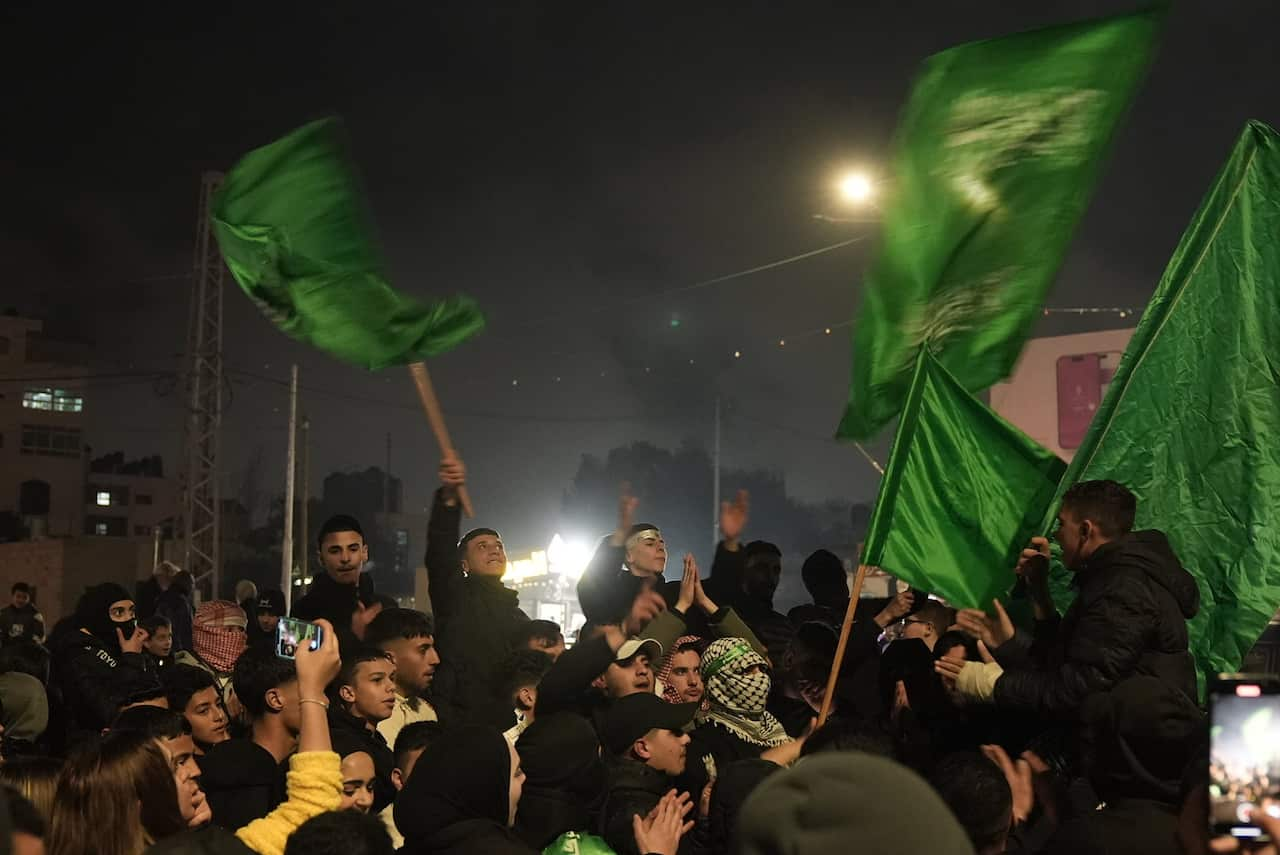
[3,1,1278,553]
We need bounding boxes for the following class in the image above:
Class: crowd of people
[0,458,1276,855]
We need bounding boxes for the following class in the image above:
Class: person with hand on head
[294,515,378,653]
[938,480,1201,718]
[364,608,440,749]
[424,455,530,729]
[599,693,699,855]
[326,647,397,813]
[395,724,532,855]
[48,581,160,748]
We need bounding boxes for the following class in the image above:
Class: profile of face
[625,533,667,577]
[903,617,938,650]
[11,590,29,609]
[391,746,427,793]
[507,741,525,827]
[341,658,398,723]
[742,553,782,602]
[666,650,704,704]
[595,654,653,699]
[145,625,173,658]
[635,728,691,776]
[318,531,367,585]
[462,533,507,578]
[257,612,280,635]
[385,635,441,696]
[1054,507,1093,570]
[184,686,229,748]
[159,734,203,823]
[339,751,377,814]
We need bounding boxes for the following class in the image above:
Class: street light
[838,171,875,205]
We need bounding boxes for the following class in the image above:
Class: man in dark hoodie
[248,589,286,651]
[425,455,528,729]
[49,581,159,746]
[293,515,377,652]
[939,480,1201,717]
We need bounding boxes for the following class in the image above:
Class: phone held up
[1209,674,1280,842]
[276,616,324,660]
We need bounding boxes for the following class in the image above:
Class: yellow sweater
[235,751,342,855]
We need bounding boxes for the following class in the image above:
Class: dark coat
[576,538,650,626]
[425,490,528,729]
[1041,798,1183,855]
[155,588,193,654]
[291,571,373,654]
[601,756,685,855]
[995,530,1200,717]
[328,707,396,813]
[198,738,286,831]
[48,622,159,745]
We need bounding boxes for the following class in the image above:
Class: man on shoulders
[940,480,1201,717]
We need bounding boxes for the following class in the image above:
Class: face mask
[114,617,138,642]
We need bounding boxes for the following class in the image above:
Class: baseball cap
[602,692,699,756]
[256,589,286,616]
[615,637,662,664]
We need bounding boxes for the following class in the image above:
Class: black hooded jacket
[513,713,607,850]
[291,571,374,653]
[424,490,528,729]
[995,530,1201,717]
[396,724,534,855]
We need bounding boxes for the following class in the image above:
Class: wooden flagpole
[407,361,474,518]
[816,562,870,727]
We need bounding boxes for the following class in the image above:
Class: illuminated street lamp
[838,171,875,205]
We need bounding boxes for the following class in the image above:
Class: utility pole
[712,396,721,552]
[385,432,393,512]
[298,416,309,585]
[281,365,298,613]
[181,172,225,599]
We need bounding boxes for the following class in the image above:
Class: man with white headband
[576,484,671,627]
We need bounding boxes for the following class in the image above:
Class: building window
[136,494,152,505]
[94,522,108,536]
[22,388,83,413]
[20,424,82,458]
[96,491,112,507]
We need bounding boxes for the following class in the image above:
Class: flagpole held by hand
[407,361,474,518]
[817,562,869,727]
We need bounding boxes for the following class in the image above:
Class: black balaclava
[75,582,136,651]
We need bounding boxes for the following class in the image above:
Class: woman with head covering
[0,671,48,755]
[654,636,709,710]
[512,713,607,850]
[686,638,791,779]
[395,724,532,855]
[48,582,161,746]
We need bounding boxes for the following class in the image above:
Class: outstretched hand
[611,482,640,546]
[719,489,750,545]
[675,554,699,613]
[633,789,695,855]
[954,598,1015,649]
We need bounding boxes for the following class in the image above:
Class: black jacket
[48,623,159,745]
[1042,798,1183,855]
[425,490,528,729]
[994,530,1201,717]
[0,604,43,646]
[601,756,691,855]
[291,571,373,653]
[199,738,286,831]
[575,537,651,626]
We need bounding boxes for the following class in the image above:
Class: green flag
[213,119,484,369]
[837,10,1162,440]
[864,349,1066,609]
[1043,121,1280,685]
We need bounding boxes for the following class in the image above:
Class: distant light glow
[838,172,875,204]
[733,351,742,358]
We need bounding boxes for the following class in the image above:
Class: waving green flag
[864,349,1066,609]
[837,9,1162,440]
[1043,121,1280,687]
[213,119,484,369]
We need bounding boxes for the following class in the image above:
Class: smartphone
[1056,353,1102,449]
[1209,674,1280,841]
[276,616,323,660]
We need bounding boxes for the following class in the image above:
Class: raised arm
[424,456,467,620]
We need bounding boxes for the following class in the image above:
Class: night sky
[3,1,1277,553]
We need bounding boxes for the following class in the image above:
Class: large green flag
[837,10,1162,440]
[1042,121,1280,685]
[864,349,1066,609]
[213,119,484,369]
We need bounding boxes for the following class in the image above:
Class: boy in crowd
[364,609,439,746]
[164,664,230,754]
[141,615,174,670]
[327,646,397,811]
[0,584,43,647]
[249,589,286,650]
[199,646,301,830]
[379,720,443,848]
[497,649,554,744]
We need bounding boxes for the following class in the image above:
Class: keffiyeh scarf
[698,637,790,748]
